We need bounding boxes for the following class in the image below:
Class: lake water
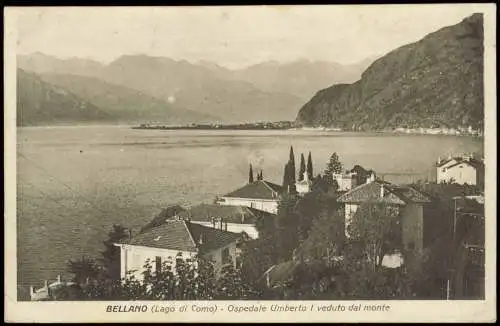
[15,125,483,299]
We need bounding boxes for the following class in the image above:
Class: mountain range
[296,13,484,131]
[17,69,112,126]
[17,53,374,126]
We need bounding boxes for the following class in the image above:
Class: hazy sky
[14,5,484,69]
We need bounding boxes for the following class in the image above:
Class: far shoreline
[16,123,484,140]
[131,123,484,139]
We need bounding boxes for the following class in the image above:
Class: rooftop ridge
[337,180,373,200]
[183,220,199,251]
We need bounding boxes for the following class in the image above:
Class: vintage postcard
[4,4,497,323]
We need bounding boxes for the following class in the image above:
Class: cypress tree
[299,153,306,181]
[289,146,296,184]
[307,151,313,180]
[249,164,254,183]
[282,162,290,191]
[259,170,263,181]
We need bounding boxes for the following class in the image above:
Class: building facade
[296,171,313,195]
[332,172,359,192]
[337,178,431,262]
[217,180,283,214]
[436,155,484,187]
[115,219,242,280]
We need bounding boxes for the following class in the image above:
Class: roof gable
[123,220,241,253]
[446,160,481,170]
[223,180,283,200]
[437,158,460,168]
[178,204,270,224]
[338,180,430,204]
[186,223,242,254]
[127,220,198,252]
[438,157,483,169]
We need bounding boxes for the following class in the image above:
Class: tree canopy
[325,152,343,175]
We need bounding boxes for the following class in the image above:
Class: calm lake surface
[15,125,483,297]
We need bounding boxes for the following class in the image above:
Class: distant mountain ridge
[296,14,484,131]
[17,53,373,125]
[39,73,217,124]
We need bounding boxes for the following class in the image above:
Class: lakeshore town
[136,121,484,137]
[28,148,485,301]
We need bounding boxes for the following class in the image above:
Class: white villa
[216,180,283,214]
[114,219,242,280]
[436,154,484,187]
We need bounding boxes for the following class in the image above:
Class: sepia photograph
[4,4,496,323]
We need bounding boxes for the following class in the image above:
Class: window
[155,256,162,273]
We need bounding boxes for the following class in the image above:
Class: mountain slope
[95,55,304,123]
[296,14,484,131]
[18,53,376,124]
[231,58,375,100]
[40,73,218,124]
[16,69,113,126]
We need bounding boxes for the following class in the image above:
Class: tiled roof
[387,184,432,203]
[437,157,483,169]
[121,219,241,254]
[337,180,431,204]
[446,159,483,170]
[222,180,283,200]
[187,222,243,254]
[178,203,269,224]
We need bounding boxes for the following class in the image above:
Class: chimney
[437,156,441,165]
[44,280,48,289]
[57,274,61,283]
[380,184,385,198]
[30,285,35,296]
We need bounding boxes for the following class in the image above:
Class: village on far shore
[134,121,484,137]
[29,148,485,301]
